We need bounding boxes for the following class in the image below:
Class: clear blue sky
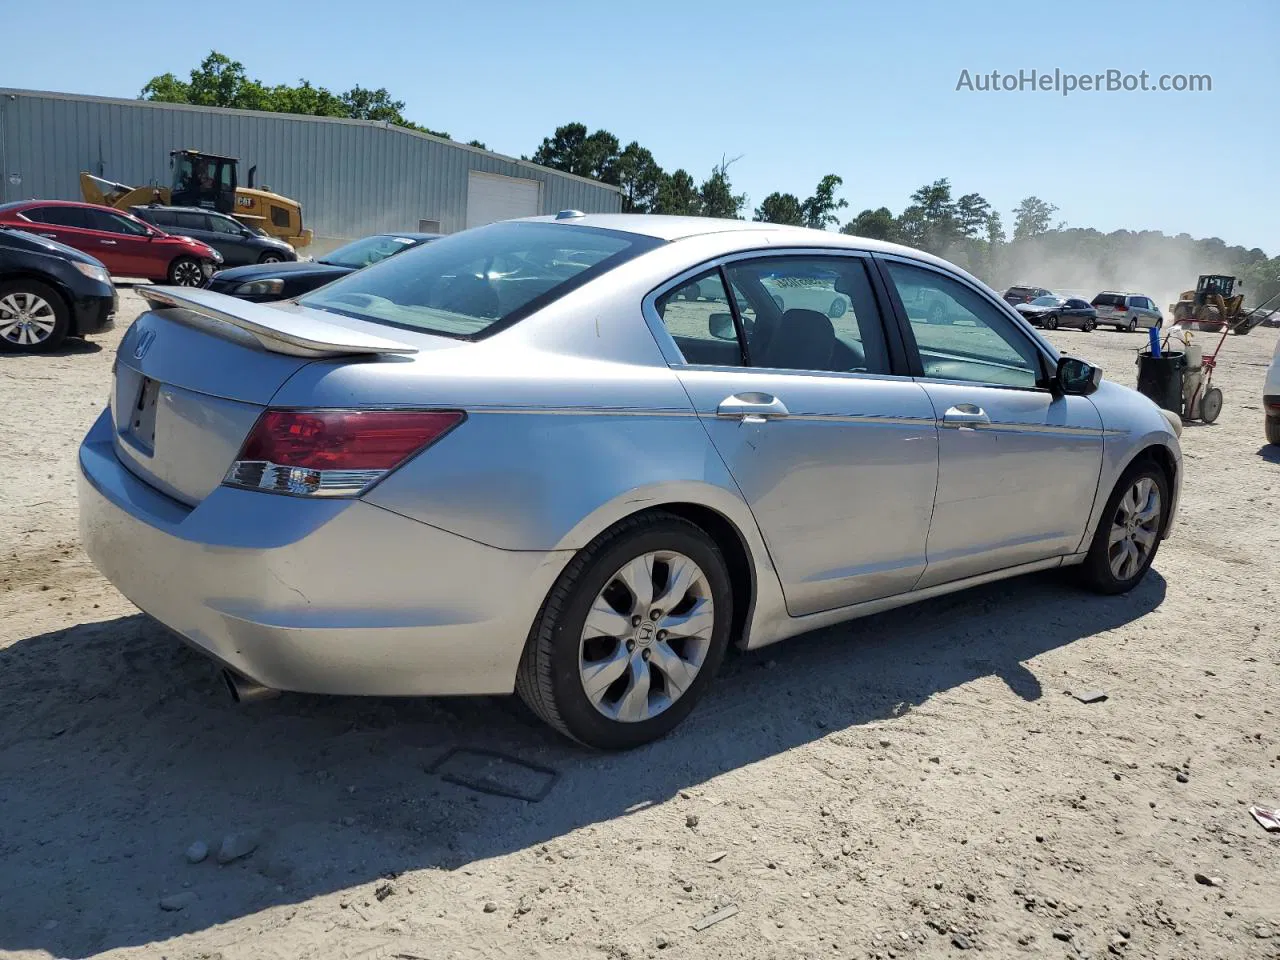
[6,0,1278,251]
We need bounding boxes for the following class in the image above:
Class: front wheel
[259,253,284,264]
[516,513,733,750]
[168,257,205,287]
[0,279,69,353]
[1079,462,1168,594]
[1044,315,1059,330]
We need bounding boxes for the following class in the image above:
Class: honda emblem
[133,329,156,360]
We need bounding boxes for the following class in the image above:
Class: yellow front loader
[80,149,311,250]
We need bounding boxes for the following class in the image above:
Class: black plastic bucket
[1136,350,1186,414]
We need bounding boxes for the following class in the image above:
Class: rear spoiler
[139,286,418,358]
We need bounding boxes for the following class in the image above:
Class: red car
[0,200,221,286]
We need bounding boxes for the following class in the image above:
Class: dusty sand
[1,290,1277,960]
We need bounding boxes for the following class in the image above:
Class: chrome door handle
[716,392,790,422]
[942,403,990,428]
[37,232,58,239]
[99,239,117,245]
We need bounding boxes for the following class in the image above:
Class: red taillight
[227,409,464,497]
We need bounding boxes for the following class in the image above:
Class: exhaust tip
[222,669,280,704]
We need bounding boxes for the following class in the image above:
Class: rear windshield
[300,222,663,339]
[1006,286,1038,297]
[1092,293,1126,307]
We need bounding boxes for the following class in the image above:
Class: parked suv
[131,205,297,268]
[1091,291,1163,332]
[1003,284,1053,306]
[0,200,221,286]
[0,226,116,352]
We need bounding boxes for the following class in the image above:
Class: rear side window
[174,211,210,230]
[300,221,663,339]
[655,270,743,367]
[726,257,890,374]
[25,206,90,228]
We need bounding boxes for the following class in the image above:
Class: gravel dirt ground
[1,289,1278,960]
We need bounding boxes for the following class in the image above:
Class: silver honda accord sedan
[78,214,1182,749]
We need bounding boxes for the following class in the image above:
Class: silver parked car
[78,215,1183,749]
[1091,291,1163,332]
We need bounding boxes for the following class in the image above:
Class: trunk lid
[109,287,420,505]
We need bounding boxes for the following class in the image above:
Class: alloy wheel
[0,292,57,346]
[1107,477,1161,580]
[172,261,203,286]
[578,550,715,723]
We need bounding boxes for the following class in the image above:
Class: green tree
[801,174,848,230]
[754,192,804,225]
[139,51,451,137]
[1012,196,1058,241]
[530,123,621,183]
[698,158,746,219]
[615,142,663,213]
[841,207,899,241]
[954,192,993,238]
[985,210,1007,246]
[653,169,702,215]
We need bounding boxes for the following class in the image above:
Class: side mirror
[1056,356,1102,395]
[708,312,737,341]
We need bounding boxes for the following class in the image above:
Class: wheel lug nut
[631,615,642,627]
[642,650,650,660]
[657,630,668,641]
[650,609,662,621]
[626,639,635,651]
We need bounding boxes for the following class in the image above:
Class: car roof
[133,204,235,216]
[366,232,444,241]
[0,199,99,209]
[515,213,958,264]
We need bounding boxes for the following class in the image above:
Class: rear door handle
[942,403,990,428]
[37,232,59,239]
[717,392,789,423]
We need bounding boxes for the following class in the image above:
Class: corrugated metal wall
[0,89,621,242]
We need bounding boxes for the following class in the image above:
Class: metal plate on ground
[427,747,559,802]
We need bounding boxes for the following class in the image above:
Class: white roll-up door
[465,172,541,229]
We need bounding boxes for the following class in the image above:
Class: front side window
[87,209,148,236]
[300,221,662,339]
[884,260,1043,389]
[725,257,891,374]
[209,215,242,235]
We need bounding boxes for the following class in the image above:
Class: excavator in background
[1169,274,1275,336]
[80,149,312,250]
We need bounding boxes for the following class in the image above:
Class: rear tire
[1083,318,1096,332]
[1127,317,1138,332]
[1079,460,1168,595]
[0,279,69,353]
[516,512,733,750]
[1266,416,1280,446]
[168,256,204,287]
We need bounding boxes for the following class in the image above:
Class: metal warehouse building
[0,88,621,249]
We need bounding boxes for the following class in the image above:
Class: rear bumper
[77,409,571,696]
